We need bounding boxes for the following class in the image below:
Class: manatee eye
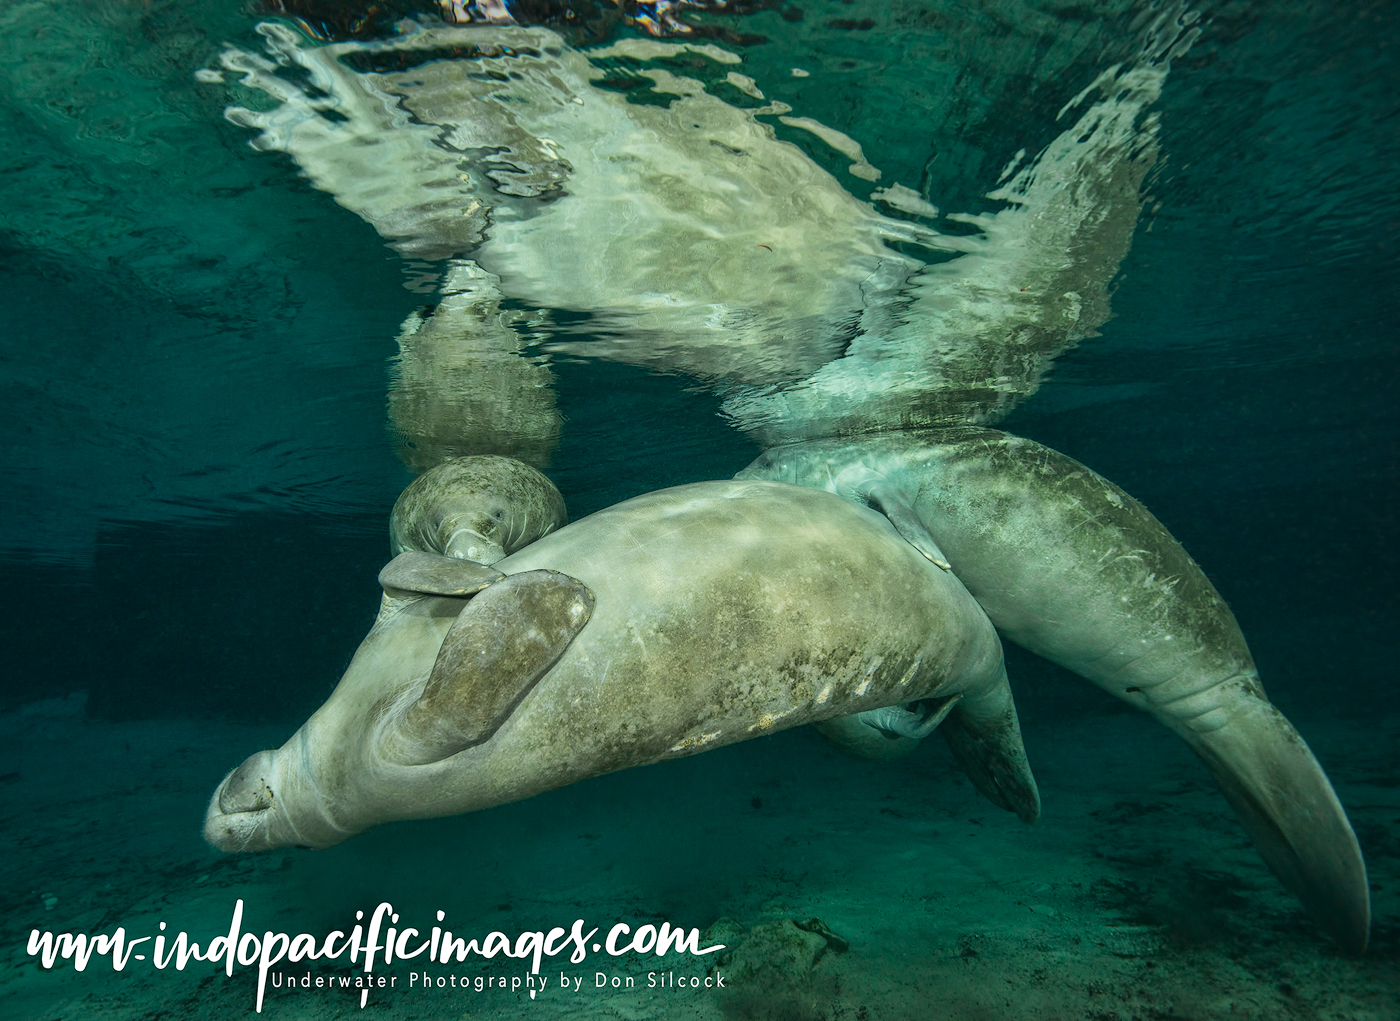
[493,510,503,520]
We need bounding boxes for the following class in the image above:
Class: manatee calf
[390,454,567,565]
[737,426,1370,952]
[205,480,1038,854]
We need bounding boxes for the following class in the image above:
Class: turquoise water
[1,2,1396,1018]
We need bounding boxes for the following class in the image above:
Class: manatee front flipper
[863,483,953,571]
[814,697,962,761]
[861,698,961,740]
[379,550,505,597]
[386,570,594,766]
[1166,688,1370,954]
[829,463,952,569]
[940,665,1040,823]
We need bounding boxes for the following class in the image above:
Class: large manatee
[204,479,1038,853]
[737,426,1370,953]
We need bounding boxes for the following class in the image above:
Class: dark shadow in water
[1,513,389,722]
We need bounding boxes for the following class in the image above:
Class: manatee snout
[204,749,285,852]
[438,517,508,565]
[219,750,277,813]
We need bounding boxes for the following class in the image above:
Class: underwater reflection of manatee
[212,10,1176,461]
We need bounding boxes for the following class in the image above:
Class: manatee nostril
[218,752,276,814]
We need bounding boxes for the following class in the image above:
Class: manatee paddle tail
[1162,683,1370,954]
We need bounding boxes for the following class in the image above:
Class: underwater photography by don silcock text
[2,0,1397,1019]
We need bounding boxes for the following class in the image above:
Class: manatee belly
[428,481,1002,809]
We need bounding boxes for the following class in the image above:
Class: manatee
[204,480,1038,853]
[390,455,567,565]
[737,426,1370,953]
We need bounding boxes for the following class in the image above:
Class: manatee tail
[941,665,1041,823]
[1163,686,1370,953]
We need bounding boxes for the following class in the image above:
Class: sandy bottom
[2,690,1395,1021]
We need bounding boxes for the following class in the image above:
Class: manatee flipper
[379,550,505,598]
[940,665,1040,823]
[861,696,962,740]
[386,570,595,766]
[863,483,952,570]
[1165,690,1370,954]
[813,696,962,762]
[813,716,921,761]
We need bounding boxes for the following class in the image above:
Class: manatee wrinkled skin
[390,455,567,565]
[204,481,1038,854]
[738,426,1371,954]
